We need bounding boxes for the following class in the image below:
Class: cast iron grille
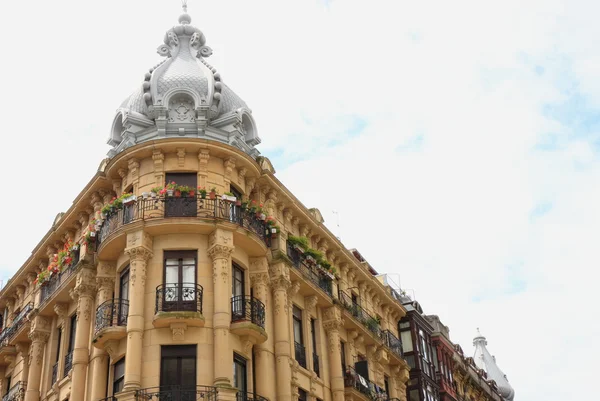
[294,341,307,369]
[230,296,266,329]
[155,283,203,313]
[134,385,218,401]
[95,299,129,336]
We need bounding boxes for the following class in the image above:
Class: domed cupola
[107,3,260,158]
[473,329,515,400]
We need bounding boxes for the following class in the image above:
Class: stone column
[394,366,410,401]
[269,262,292,401]
[24,316,50,401]
[123,234,153,391]
[197,149,210,189]
[207,228,235,387]
[323,307,345,401]
[16,342,30,390]
[249,260,271,399]
[69,267,97,401]
[89,263,116,401]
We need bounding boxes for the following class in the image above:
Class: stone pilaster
[249,259,271,399]
[207,228,235,387]
[122,234,153,391]
[198,149,210,189]
[69,267,97,401]
[323,306,345,401]
[269,261,292,401]
[24,319,50,401]
[89,263,116,401]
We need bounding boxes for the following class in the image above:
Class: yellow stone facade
[0,140,411,401]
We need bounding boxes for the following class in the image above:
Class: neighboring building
[397,298,440,401]
[424,316,457,401]
[472,330,514,401]
[0,6,413,401]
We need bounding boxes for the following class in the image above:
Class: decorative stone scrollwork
[323,307,344,334]
[305,295,318,315]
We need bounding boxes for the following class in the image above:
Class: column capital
[30,315,51,333]
[28,330,50,344]
[54,302,68,325]
[97,260,117,277]
[207,244,234,260]
[250,272,270,288]
[96,276,115,290]
[323,306,344,333]
[124,246,153,262]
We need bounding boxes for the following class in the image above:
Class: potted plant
[287,236,309,253]
[198,187,207,199]
[151,187,162,198]
[179,185,190,197]
[222,192,237,202]
[209,187,217,200]
[165,182,177,197]
[188,187,196,197]
[122,193,136,205]
[142,192,149,199]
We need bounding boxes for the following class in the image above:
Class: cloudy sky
[1,0,598,399]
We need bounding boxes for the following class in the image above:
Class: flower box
[259,213,266,221]
[142,192,149,199]
[89,231,96,238]
[222,194,237,202]
[167,189,174,197]
[271,228,278,234]
[123,195,136,205]
[293,244,305,253]
[305,255,316,264]
[150,192,157,198]
[317,265,335,279]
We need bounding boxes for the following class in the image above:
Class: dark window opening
[160,345,197,391]
[113,358,125,395]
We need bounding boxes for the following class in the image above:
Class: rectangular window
[298,389,307,401]
[232,263,245,298]
[113,358,125,395]
[233,354,247,397]
[165,173,198,217]
[384,377,390,399]
[68,315,77,353]
[340,341,346,372]
[163,250,197,311]
[161,345,197,390]
[311,318,319,377]
[120,266,130,300]
[293,306,303,344]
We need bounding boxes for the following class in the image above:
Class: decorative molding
[176,148,186,167]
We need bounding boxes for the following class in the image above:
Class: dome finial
[179,0,191,24]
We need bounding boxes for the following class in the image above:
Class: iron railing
[344,366,388,401]
[52,361,59,384]
[2,381,26,401]
[95,299,129,336]
[294,341,307,369]
[338,291,383,340]
[97,196,270,247]
[313,352,320,377]
[156,283,203,314]
[236,391,268,401]
[0,303,33,346]
[382,330,403,358]
[135,385,218,401]
[231,296,266,329]
[286,242,333,297]
[64,351,73,377]
[39,248,81,305]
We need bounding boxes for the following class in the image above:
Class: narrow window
[233,354,247,397]
[52,328,62,383]
[298,389,307,401]
[293,306,306,368]
[231,263,246,320]
[310,318,319,377]
[113,358,125,395]
[120,266,130,300]
[340,340,346,372]
[64,314,77,377]
[163,251,197,312]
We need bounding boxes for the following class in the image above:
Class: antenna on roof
[181,0,188,13]
[332,210,341,241]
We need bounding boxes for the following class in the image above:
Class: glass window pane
[401,331,413,352]
[181,357,196,387]
[182,264,195,283]
[161,357,178,386]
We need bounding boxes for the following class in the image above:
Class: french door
[165,173,198,217]
[161,345,197,400]
[163,251,197,311]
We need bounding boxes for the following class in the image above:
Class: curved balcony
[2,381,26,401]
[286,242,333,300]
[93,299,129,348]
[135,385,217,401]
[237,391,269,401]
[344,366,388,401]
[97,196,271,253]
[0,303,33,347]
[230,296,267,344]
[153,283,205,328]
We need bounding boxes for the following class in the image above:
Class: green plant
[224,191,234,196]
[198,187,207,198]
[287,235,309,250]
[210,187,217,193]
[304,248,323,261]
[151,186,162,194]
[179,185,192,196]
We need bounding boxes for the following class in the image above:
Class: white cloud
[1,0,599,399]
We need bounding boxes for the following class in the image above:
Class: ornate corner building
[0,6,515,401]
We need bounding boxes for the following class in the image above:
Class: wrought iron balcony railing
[338,291,383,341]
[294,341,307,369]
[313,352,320,377]
[344,366,388,401]
[236,391,269,401]
[39,248,80,305]
[95,299,129,336]
[0,303,33,346]
[64,351,73,378]
[97,196,270,247]
[2,381,26,401]
[382,330,403,358]
[155,283,203,314]
[286,242,333,297]
[134,385,218,401]
[231,296,266,329]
